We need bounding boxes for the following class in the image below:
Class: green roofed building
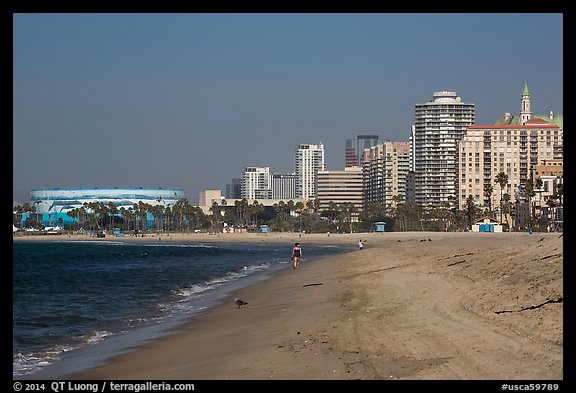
[495,82,563,128]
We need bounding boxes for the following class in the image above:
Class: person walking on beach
[358,240,364,250]
[292,242,302,269]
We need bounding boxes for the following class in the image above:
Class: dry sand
[16,231,563,380]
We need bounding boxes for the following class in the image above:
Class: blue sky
[13,13,563,204]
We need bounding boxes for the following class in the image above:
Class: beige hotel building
[362,141,411,209]
[317,166,363,219]
[457,83,562,217]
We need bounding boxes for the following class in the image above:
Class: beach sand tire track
[348,263,562,379]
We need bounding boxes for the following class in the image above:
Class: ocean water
[12,239,351,379]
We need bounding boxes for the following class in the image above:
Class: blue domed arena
[21,187,185,228]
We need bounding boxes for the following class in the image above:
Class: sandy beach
[15,231,563,380]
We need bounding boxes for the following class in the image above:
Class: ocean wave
[160,262,273,314]
[137,243,218,249]
[203,263,270,288]
[63,240,127,246]
[13,330,113,378]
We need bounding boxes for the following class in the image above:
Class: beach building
[241,166,272,200]
[345,134,388,168]
[457,123,562,209]
[456,83,563,227]
[295,143,325,200]
[413,91,475,210]
[22,187,184,227]
[317,167,363,220]
[495,82,563,129]
[199,190,225,214]
[472,216,503,233]
[271,173,296,200]
[198,189,306,217]
[362,141,411,209]
[225,178,242,199]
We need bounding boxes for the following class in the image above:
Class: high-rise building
[413,91,475,210]
[362,142,411,208]
[457,123,562,225]
[271,173,296,200]
[241,167,272,200]
[345,135,388,168]
[317,167,363,218]
[225,178,242,199]
[457,83,563,227]
[295,143,325,200]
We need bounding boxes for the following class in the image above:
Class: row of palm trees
[64,199,210,234]
[13,199,210,234]
[483,171,563,230]
[14,174,563,234]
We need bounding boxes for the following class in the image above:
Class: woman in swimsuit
[292,242,302,269]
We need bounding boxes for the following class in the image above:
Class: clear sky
[12,13,563,204]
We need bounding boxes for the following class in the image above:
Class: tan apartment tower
[362,141,411,209]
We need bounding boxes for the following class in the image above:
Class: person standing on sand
[358,240,364,250]
[292,242,302,269]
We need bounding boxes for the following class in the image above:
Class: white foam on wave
[140,243,218,249]
[13,330,113,378]
[85,330,113,344]
[65,240,126,246]
[160,262,273,314]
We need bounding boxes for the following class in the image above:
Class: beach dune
[26,231,561,380]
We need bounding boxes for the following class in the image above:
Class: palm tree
[164,206,172,233]
[119,207,129,232]
[172,198,189,232]
[495,172,508,224]
[524,178,536,228]
[66,208,80,232]
[272,200,287,231]
[13,204,22,228]
[294,201,305,233]
[209,201,222,233]
[136,201,152,234]
[431,202,450,231]
[465,195,476,231]
[150,204,163,232]
[483,183,494,218]
[33,200,42,227]
[234,199,248,228]
[107,202,118,231]
[89,202,108,232]
[326,201,338,225]
[535,177,544,219]
[339,202,357,233]
[503,193,511,228]
[556,180,563,207]
[248,200,264,228]
[308,199,320,215]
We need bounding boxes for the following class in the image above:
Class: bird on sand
[235,298,248,308]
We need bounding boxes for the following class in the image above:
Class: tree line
[13,172,563,234]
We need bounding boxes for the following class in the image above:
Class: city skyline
[13,13,563,204]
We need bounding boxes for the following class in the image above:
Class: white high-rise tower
[241,166,272,200]
[413,91,475,210]
[295,143,325,200]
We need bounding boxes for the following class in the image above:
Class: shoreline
[15,232,357,380]
[15,231,563,380]
[12,230,368,247]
